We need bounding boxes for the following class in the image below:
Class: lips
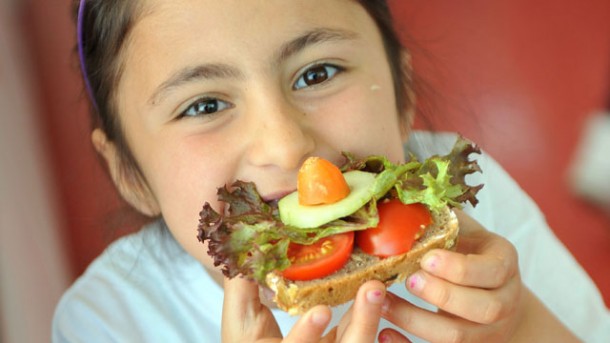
[261,190,295,204]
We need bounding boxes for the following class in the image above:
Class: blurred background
[1,0,609,341]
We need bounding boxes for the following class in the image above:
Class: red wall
[390,0,610,305]
[24,0,610,306]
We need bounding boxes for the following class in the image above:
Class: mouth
[261,190,295,204]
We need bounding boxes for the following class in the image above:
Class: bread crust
[265,208,459,315]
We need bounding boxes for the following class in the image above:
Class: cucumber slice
[278,170,377,228]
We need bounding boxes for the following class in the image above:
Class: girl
[53,0,610,342]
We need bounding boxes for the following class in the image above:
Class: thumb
[222,276,282,341]
[223,276,262,316]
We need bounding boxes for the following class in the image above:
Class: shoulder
[52,220,223,342]
[404,130,461,159]
[52,221,172,341]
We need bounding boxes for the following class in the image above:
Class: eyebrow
[149,28,359,106]
[149,63,243,106]
[275,28,360,64]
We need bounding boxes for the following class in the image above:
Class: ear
[91,129,161,217]
[399,50,416,142]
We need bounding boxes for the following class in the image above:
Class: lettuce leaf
[198,182,379,282]
[343,136,483,211]
[198,135,483,282]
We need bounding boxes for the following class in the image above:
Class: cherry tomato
[280,231,354,281]
[298,157,350,206]
[356,200,432,257]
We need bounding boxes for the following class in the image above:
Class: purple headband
[77,0,98,110]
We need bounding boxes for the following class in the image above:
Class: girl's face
[111,0,407,270]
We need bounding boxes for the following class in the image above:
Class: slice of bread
[265,207,459,315]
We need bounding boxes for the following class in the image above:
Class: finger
[378,328,412,343]
[425,211,519,289]
[222,277,281,340]
[283,305,332,343]
[405,270,520,324]
[335,306,353,339]
[382,292,482,342]
[321,327,338,342]
[337,280,386,342]
[453,210,516,259]
[420,248,516,289]
[222,276,261,319]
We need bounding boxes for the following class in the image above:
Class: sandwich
[198,136,483,315]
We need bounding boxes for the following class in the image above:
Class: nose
[245,91,315,171]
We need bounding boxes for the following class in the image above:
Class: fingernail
[310,309,330,326]
[379,332,392,343]
[423,254,439,271]
[381,296,391,314]
[366,289,385,304]
[407,273,425,292]
[261,287,275,301]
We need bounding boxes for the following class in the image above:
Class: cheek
[312,82,405,162]
[139,134,236,265]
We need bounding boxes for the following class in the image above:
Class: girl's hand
[222,277,388,342]
[379,210,579,343]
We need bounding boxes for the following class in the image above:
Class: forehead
[118,0,381,108]
[139,0,365,27]
[126,0,375,62]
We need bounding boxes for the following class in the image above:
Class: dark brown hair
[75,0,147,198]
[356,0,414,130]
[75,0,413,180]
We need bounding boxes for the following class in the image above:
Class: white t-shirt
[52,132,610,342]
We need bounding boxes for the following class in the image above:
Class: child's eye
[293,64,343,90]
[180,97,231,118]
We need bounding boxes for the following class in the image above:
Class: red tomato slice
[280,231,354,281]
[356,200,432,257]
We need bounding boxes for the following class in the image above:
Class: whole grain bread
[265,207,459,315]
